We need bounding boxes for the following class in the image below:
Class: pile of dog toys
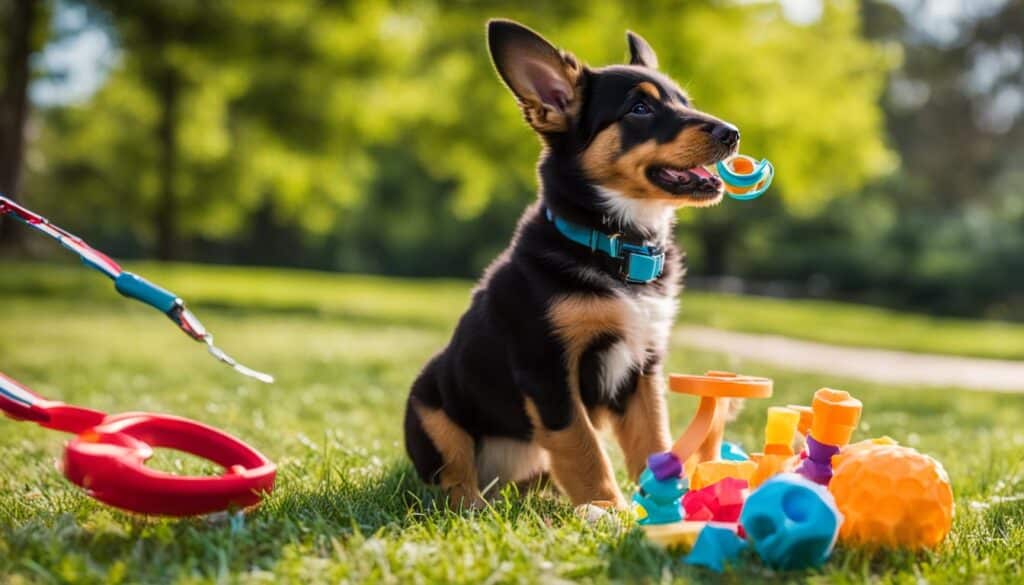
[633,371,954,573]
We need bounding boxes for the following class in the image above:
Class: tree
[26,0,895,278]
[0,0,47,250]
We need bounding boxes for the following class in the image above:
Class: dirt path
[674,325,1024,393]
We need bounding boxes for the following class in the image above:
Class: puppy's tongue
[690,166,714,180]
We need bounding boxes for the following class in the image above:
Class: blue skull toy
[740,473,841,570]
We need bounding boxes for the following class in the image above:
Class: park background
[2,1,1024,583]
[1,0,1023,318]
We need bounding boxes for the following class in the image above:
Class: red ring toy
[1,372,276,517]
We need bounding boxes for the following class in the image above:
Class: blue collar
[545,208,665,284]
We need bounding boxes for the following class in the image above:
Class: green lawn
[1,261,1023,584]
[5,261,1024,360]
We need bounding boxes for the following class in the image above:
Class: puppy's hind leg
[405,384,485,509]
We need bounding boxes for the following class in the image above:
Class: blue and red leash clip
[0,195,272,383]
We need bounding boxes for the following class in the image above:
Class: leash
[0,195,273,383]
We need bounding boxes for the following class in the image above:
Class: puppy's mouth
[645,165,723,199]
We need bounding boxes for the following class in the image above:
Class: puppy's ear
[488,19,584,133]
[626,31,659,69]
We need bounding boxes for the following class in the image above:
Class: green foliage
[1,262,1023,583]
[25,0,894,252]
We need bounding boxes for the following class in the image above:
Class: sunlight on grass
[1,261,1023,583]
[5,260,1024,359]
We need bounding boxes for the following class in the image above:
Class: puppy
[404,19,740,509]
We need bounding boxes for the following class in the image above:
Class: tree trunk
[154,66,181,260]
[0,0,38,250]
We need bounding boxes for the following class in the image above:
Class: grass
[0,261,1022,584]
[5,260,1024,360]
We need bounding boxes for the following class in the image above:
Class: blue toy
[720,441,750,461]
[633,455,687,525]
[740,473,841,570]
[684,524,748,573]
[716,154,774,201]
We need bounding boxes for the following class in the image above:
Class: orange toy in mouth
[715,154,774,200]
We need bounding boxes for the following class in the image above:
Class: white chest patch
[597,292,678,400]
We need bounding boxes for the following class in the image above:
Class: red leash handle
[1,371,276,516]
[64,413,277,516]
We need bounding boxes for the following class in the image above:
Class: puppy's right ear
[487,19,584,134]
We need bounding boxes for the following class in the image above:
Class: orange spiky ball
[829,441,954,550]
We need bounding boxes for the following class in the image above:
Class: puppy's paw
[446,484,487,511]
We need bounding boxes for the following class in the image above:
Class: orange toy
[829,441,954,550]
[668,371,773,465]
[788,404,814,436]
[810,388,862,447]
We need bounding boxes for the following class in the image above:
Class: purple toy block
[797,436,841,485]
[648,451,683,480]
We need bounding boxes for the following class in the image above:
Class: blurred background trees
[2,0,1023,319]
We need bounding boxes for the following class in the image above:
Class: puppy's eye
[630,102,653,115]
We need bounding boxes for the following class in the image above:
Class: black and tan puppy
[404,19,740,509]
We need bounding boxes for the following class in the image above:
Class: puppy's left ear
[627,31,659,69]
[488,19,585,134]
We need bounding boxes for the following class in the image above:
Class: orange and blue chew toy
[717,154,774,200]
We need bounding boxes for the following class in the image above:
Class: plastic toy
[796,388,862,485]
[636,372,771,530]
[720,441,749,461]
[682,477,747,523]
[690,460,756,491]
[635,377,955,569]
[634,463,687,525]
[0,372,276,516]
[716,154,774,200]
[788,404,815,436]
[0,195,272,383]
[667,372,773,465]
[829,441,954,550]
[641,521,708,551]
[684,524,747,572]
[750,406,802,488]
[740,473,841,570]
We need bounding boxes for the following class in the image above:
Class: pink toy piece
[683,477,748,523]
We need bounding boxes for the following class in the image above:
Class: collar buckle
[620,243,665,284]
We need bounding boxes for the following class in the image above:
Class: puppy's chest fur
[548,287,677,402]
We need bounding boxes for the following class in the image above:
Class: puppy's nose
[709,123,740,147]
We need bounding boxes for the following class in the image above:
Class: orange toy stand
[669,371,773,463]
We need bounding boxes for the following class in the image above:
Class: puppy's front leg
[611,370,672,480]
[511,339,625,509]
[524,397,625,508]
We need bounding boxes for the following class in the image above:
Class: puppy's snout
[706,122,740,148]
